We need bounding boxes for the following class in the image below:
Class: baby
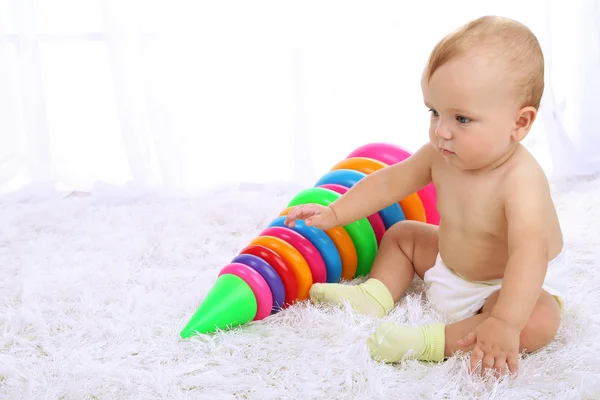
[284,15,567,376]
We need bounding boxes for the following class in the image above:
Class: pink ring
[347,142,413,166]
[218,263,272,321]
[318,184,386,247]
[259,226,327,283]
[417,183,438,225]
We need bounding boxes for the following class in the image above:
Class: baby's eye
[456,115,471,124]
[429,108,439,117]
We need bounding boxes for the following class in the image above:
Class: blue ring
[231,253,286,313]
[267,216,342,283]
[314,169,405,229]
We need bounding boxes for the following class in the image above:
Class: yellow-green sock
[309,278,395,317]
[366,322,446,363]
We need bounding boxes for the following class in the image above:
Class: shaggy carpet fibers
[1,177,600,399]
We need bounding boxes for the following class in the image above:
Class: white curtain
[0,0,597,200]
[540,0,600,179]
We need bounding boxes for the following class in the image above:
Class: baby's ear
[512,106,537,141]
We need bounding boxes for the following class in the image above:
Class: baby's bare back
[431,145,563,281]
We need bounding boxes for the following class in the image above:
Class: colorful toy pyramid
[180,142,440,339]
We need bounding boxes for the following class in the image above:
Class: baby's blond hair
[424,16,544,109]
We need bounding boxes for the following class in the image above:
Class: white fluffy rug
[1,177,600,399]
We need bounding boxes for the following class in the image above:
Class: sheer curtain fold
[17,0,52,185]
[0,0,597,200]
[0,0,52,194]
[101,0,184,191]
[0,5,21,190]
[541,0,600,179]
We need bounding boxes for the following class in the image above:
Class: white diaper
[423,251,569,321]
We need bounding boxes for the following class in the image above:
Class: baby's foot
[366,322,446,363]
[309,278,394,318]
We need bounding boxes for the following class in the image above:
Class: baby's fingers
[284,208,300,227]
[457,331,476,347]
[305,215,323,227]
[283,211,295,227]
[291,205,316,219]
[493,356,507,376]
[480,354,495,377]
[285,205,317,227]
[469,346,484,374]
[507,354,519,376]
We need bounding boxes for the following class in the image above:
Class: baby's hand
[284,204,338,230]
[458,316,520,377]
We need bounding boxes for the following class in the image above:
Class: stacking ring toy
[330,157,427,223]
[317,183,386,247]
[347,143,439,225]
[267,216,342,283]
[239,244,298,306]
[414,184,438,225]
[347,142,412,166]
[314,169,406,229]
[331,156,383,174]
[259,226,327,284]
[231,254,286,313]
[287,187,377,277]
[180,142,437,339]
[218,263,272,321]
[248,235,313,300]
[279,207,358,280]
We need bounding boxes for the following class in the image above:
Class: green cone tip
[180,273,258,339]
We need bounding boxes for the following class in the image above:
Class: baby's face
[421,54,521,171]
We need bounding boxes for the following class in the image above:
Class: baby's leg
[369,221,439,301]
[367,288,561,363]
[309,221,439,317]
[444,289,561,356]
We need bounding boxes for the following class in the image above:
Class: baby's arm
[329,143,436,226]
[490,165,552,330]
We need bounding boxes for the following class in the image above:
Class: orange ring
[248,235,313,300]
[331,157,427,223]
[398,193,426,222]
[279,207,357,280]
[279,206,295,216]
[331,157,384,175]
[323,226,358,280]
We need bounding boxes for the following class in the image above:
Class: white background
[0,0,598,197]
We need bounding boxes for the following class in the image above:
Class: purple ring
[231,253,286,313]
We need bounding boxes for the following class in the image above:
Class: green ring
[287,187,377,277]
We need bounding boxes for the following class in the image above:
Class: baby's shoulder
[500,146,551,200]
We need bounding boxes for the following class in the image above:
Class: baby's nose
[435,123,452,140]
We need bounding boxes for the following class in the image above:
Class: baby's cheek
[464,137,492,158]
[428,127,437,143]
